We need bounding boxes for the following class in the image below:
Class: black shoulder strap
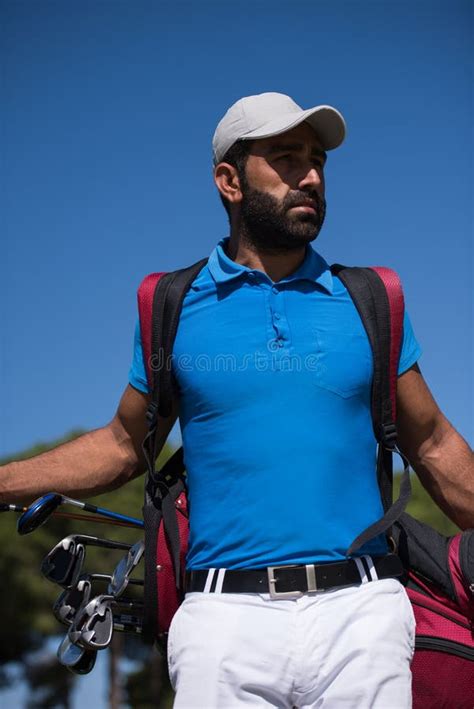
[331,265,393,443]
[142,257,208,588]
[331,265,412,556]
[152,257,209,418]
[142,257,208,476]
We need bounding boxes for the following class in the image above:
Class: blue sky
[1,1,472,705]
[2,0,472,461]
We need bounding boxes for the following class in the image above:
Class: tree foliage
[394,470,459,536]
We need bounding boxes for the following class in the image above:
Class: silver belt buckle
[267,565,317,599]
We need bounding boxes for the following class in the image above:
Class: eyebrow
[265,142,327,162]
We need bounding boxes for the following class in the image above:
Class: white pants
[167,578,416,709]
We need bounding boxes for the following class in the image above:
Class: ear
[214,163,244,205]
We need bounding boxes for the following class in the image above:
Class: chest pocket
[313,329,373,399]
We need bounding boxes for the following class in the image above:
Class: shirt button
[271,286,278,294]
[278,340,284,348]
[274,312,281,320]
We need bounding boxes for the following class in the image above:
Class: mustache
[283,192,325,211]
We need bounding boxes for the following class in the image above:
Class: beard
[238,183,326,254]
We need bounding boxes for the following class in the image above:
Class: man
[1,92,473,707]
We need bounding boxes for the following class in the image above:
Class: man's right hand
[0,384,179,504]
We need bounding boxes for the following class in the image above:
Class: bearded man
[2,93,473,708]
[127,93,473,707]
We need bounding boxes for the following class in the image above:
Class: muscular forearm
[0,418,143,504]
[408,419,474,529]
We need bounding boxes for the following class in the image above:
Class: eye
[311,157,324,169]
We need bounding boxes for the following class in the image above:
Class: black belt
[186,554,403,599]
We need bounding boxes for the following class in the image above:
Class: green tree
[394,471,459,536]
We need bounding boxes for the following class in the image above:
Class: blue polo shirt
[129,237,421,569]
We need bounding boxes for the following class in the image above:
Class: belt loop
[214,569,226,593]
[363,555,378,581]
[203,568,216,593]
[354,557,369,584]
[305,564,317,593]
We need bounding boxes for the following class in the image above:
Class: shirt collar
[207,236,333,294]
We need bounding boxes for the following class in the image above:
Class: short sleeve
[398,309,422,375]
[128,319,150,394]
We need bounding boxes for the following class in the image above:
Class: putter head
[17,493,63,535]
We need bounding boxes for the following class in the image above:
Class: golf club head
[57,634,97,674]
[69,648,97,675]
[41,537,86,588]
[58,633,86,665]
[68,594,114,648]
[53,579,92,625]
[42,534,134,588]
[17,493,63,535]
[108,540,145,598]
[79,604,114,650]
[17,492,143,533]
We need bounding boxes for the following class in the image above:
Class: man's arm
[397,363,474,529]
[0,384,178,504]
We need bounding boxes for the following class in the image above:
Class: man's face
[238,122,327,252]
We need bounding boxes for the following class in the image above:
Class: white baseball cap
[212,92,346,165]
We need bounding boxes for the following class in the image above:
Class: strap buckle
[380,421,398,450]
[145,402,159,430]
[267,564,318,599]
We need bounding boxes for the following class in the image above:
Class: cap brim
[239,105,346,151]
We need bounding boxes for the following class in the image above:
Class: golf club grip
[0,503,25,513]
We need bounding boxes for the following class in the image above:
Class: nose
[298,166,324,193]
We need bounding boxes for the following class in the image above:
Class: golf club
[17,492,144,535]
[41,534,133,588]
[53,577,92,625]
[68,594,143,650]
[108,540,145,597]
[53,575,143,626]
[57,633,97,674]
[0,503,25,513]
[71,599,114,650]
[0,502,143,528]
[69,648,98,675]
[74,609,143,649]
